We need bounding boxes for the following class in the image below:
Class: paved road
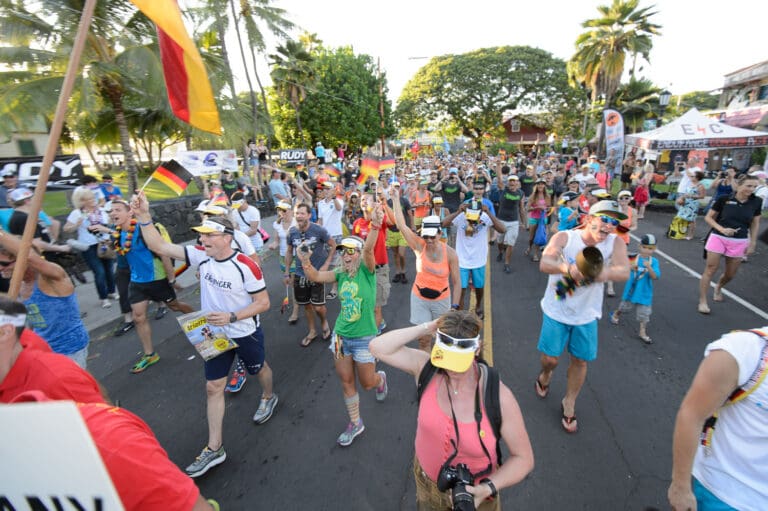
[85,209,767,510]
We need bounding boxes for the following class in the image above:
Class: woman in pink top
[370,310,534,510]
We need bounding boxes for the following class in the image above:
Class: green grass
[41,170,203,217]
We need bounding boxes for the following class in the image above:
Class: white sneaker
[101,299,112,308]
[108,293,119,300]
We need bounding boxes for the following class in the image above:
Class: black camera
[298,240,314,254]
[437,462,475,511]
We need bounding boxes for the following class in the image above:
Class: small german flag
[151,160,194,195]
[379,155,395,170]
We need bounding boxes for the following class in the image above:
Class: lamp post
[656,89,672,128]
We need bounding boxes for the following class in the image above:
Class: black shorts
[204,327,265,381]
[293,275,326,306]
[129,279,177,305]
[620,173,632,184]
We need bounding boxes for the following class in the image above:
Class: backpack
[417,359,503,466]
[701,329,768,448]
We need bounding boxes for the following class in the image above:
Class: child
[610,234,661,344]
[557,191,580,231]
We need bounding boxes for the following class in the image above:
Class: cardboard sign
[0,401,124,510]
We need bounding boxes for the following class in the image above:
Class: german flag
[325,165,341,178]
[379,155,396,170]
[130,0,221,135]
[151,160,194,195]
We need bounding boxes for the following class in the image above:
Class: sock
[344,393,361,424]
[235,357,245,374]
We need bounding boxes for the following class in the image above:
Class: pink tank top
[414,370,498,482]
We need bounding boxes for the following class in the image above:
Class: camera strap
[443,372,494,479]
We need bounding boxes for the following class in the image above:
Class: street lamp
[657,89,672,127]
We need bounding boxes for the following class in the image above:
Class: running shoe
[130,352,159,373]
[114,321,134,337]
[377,320,387,335]
[253,394,279,424]
[154,306,168,320]
[185,445,226,478]
[337,420,365,447]
[376,370,388,402]
[225,371,247,393]
[101,299,112,308]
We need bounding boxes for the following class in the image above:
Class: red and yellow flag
[379,155,395,170]
[151,160,194,195]
[130,0,221,135]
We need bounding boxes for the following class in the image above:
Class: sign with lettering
[0,401,124,510]
[277,148,308,163]
[0,155,85,186]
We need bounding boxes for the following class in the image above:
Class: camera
[437,463,475,511]
[298,240,315,254]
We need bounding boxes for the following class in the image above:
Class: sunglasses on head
[597,215,620,226]
[436,330,480,350]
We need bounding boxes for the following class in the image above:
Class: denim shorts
[537,313,598,361]
[329,333,376,364]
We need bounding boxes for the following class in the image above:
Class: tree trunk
[250,50,273,162]
[213,5,237,101]
[112,101,139,194]
[229,0,258,180]
[82,143,101,173]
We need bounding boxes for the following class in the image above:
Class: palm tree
[270,40,314,150]
[568,0,661,108]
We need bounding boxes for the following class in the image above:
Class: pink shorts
[705,233,749,258]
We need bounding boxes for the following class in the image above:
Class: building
[714,60,768,131]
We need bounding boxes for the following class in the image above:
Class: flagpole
[139,176,154,192]
[7,0,98,300]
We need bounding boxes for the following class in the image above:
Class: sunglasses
[340,247,359,255]
[436,330,479,350]
[618,196,631,200]
[0,260,14,269]
[597,215,620,226]
[422,235,436,240]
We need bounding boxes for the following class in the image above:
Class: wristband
[451,304,459,310]
[207,499,220,511]
[168,279,176,285]
[480,478,497,499]
[139,220,152,227]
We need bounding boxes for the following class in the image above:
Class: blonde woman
[63,187,116,307]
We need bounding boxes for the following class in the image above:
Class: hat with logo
[640,233,657,246]
[9,187,33,203]
[589,188,611,199]
[420,215,442,237]
[336,236,364,251]
[588,199,627,220]
[430,330,480,373]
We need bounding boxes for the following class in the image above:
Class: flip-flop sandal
[326,291,337,300]
[535,377,549,399]
[475,310,484,320]
[561,403,578,434]
[300,334,318,347]
[288,317,299,325]
[609,311,619,325]
[322,326,332,340]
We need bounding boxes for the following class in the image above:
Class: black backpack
[416,359,503,466]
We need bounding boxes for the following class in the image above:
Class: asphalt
[74,205,768,510]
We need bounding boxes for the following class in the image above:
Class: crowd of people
[0,145,766,510]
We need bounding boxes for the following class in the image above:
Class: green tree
[270,39,314,150]
[396,46,581,148]
[297,47,394,150]
[613,77,660,132]
[568,0,661,108]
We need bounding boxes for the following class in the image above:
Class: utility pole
[378,58,385,156]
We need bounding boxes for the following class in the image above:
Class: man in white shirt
[230,192,263,251]
[676,155,701,195]
[317,181,344,299]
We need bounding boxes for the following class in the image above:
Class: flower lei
[112,218,137,255]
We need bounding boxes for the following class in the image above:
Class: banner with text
[603,109,625,176]
[0,155,85,186]
[277,148,309,163]
[175,149,238,176]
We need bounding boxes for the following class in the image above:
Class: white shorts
[410,293,451,324]
[501,220,520,246]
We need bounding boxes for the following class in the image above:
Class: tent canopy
[624,108,768,151]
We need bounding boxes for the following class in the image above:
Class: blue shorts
[692,477,738,511]
[537,313,598,361]
[330,333,376,364]
[460,267,486,289]
[204,327,265,381]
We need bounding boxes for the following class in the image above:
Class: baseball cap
[201,205,229,217]
[640,234,657,246]
[336,236,364,251]
[420,178,429,185]
[534,177,546,184]
[617,190,632,199]
[430,329,480,373]
[321,181,334,189]
[581,164,591,170]
[432,196,444,204]
[192,218,234,235]
[590,188,611,199]
[101,174,113,181]
[507,175,520,181]
[449,168,458,174]
[275,201,291,211]
[9,187,33,203]
[195,199,210,212]
[559,191,579,203]
[420,216,441,237]
[589,154,597,159]
[465,207,481,222]
[588,200,627,220]
[1,169,17,178]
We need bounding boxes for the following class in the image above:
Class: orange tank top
[618,207,633,244]
[413,241,450,300]
[411,190,431,218]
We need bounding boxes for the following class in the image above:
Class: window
[509,120,520,133]
[17,139,36,156]
[758,85,768,101]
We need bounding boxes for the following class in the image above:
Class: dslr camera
[298,240,315,255]
[437,462,475,511]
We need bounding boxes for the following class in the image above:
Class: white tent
[624,108,768,151]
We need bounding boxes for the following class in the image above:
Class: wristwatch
[480,478,497,499]
[229,312,237,323]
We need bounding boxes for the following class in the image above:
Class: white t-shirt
[317,198,344,237]
[232,206,263,249]
[232,230,256,256]
[66,208,109,246]
[693,329,768,511]
[452,212,492,269]
[540,229,616,325]
[184,247,267,338]
[272,219,297,257]
[677,166,700,193]
[573,172,593,191]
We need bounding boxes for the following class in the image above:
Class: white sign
[0,401,124,510]
[175,149,238,176]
